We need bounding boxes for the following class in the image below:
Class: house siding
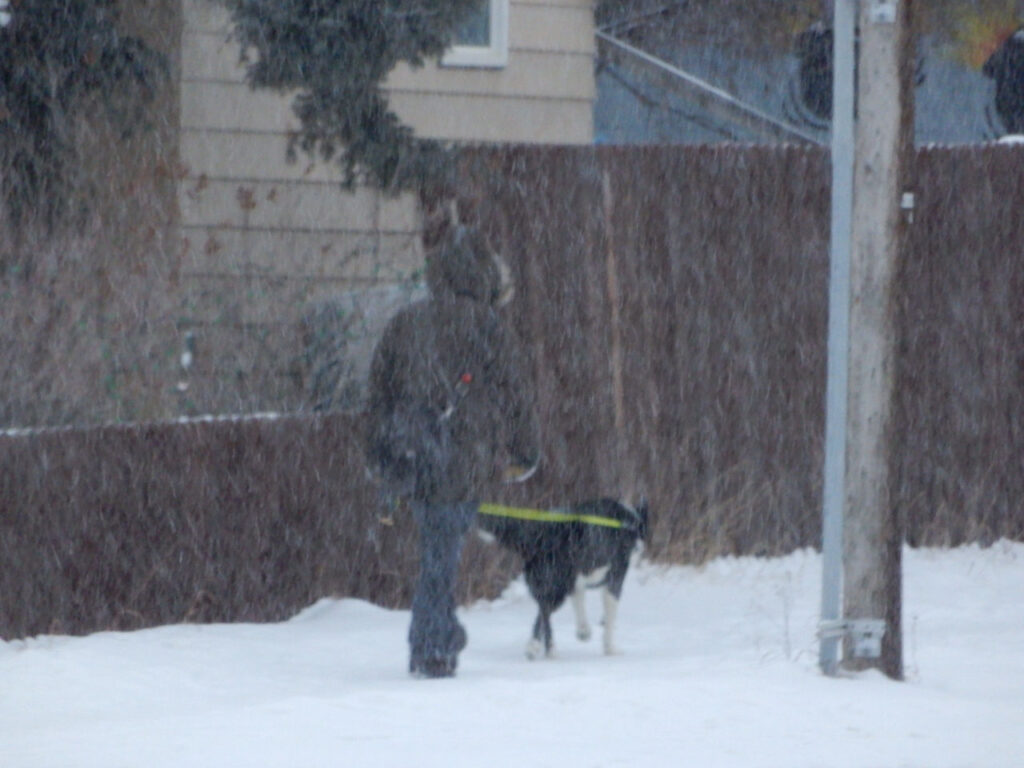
[176,0,595,413]
[386,0,595,144]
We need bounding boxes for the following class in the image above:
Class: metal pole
[819,0,857,677]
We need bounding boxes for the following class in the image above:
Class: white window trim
[442,0,509,69]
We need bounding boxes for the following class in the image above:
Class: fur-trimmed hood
[426,224,515,307]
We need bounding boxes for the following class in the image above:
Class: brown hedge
[0,413,516,640]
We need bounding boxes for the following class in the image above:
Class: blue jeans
[409,500,477,665]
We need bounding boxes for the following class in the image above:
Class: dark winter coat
[366,224,540,504]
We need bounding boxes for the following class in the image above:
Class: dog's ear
[635,497,650,540]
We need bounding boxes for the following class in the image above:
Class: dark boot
[409,622,465,678]
[409,654,457,679]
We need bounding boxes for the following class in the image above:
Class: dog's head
[618,496,649,548]
[632,497,650,544]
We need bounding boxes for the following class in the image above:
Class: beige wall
[386,0,595,143]
[176,0,595,413]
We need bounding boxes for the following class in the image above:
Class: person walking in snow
[366,206,540,678]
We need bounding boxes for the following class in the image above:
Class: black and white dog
[477,498,649,659]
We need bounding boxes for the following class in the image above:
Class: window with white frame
[442,0,509,68]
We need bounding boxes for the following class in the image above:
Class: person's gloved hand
[503,459,538,484]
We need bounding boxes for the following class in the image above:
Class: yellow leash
[478,502,627,529]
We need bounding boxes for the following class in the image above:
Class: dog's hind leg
[571,578,592,641]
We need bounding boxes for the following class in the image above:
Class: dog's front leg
[526,609,552,660]
[602,588,620,655]
[571,578,592,641]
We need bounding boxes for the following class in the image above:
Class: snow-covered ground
[3,542,1022,768]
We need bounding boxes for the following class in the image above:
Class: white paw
[603,643,621,656]
[525,638,543,660]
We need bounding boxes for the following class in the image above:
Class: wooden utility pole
[843,0,914,679]
[820,0,913,679]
